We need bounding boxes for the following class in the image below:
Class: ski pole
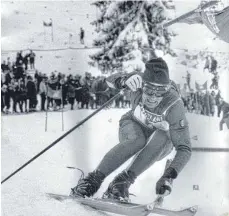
[45,101,48,132]
[1,89,124,184]
[45,84,49,132]
[61,86,64,131]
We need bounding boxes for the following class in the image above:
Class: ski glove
[156,167,177,196]
[122,74,142,92]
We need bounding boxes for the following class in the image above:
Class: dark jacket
[26,80,36,98]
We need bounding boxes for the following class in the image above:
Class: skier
[219,99,229,131]
[70,58,192,201]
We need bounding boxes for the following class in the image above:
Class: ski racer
[70,57,192,201]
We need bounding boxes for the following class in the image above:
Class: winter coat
[39,81,47,95]
[67,82,76,98]
[209,94,216,113]
[26,80,37,98]
[221,101,229,119]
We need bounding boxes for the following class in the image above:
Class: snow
[1,1,229,215]
[1,109,229,216]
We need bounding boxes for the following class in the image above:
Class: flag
[177,3,229,43]
[201,6,229,43]
[177,12,203,25]
[43,21,52,27]
[195,81,208,91]
[47,87,62,99]
[180,60,187,66]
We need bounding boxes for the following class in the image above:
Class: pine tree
[90,0,176,74]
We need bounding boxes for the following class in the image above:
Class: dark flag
[201,6,229,43]
[195,81,208,91]
[43,21,52,27]
[176,3,229,43]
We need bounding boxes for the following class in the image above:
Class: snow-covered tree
[90,1,176,74]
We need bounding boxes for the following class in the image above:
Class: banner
[195,81,208,91]
[177,4,229,43]
[201,6,229,43]
[47,86,62,99]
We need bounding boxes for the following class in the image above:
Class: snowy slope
[1,109,229,216]
[1,48,102,76]
[1,1,97,50]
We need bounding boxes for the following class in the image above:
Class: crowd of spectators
[180,54,227,119]
[1,64,131,114]
[181,89,224,118]
[204,55,220,90]
[1,52,227,124]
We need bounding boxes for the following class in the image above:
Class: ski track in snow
[1,109,229,216]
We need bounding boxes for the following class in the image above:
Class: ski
[46,193,198,216]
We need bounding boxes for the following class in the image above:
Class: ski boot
[70,170,105,198]
[102,170,136,202]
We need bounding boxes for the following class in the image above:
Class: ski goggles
[142,82,170,97]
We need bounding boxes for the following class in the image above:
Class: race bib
[133,105,164,129]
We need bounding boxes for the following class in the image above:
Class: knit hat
[142,57,170,85]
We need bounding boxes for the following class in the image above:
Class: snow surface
[1,1,229,215]
[1,109,229,216]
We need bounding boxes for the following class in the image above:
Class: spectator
[115,94,124,108]
[15,51,24,79]
[47,73,62,111]
[39,76,47,111]
[12,61,17,74]
[47,73,55,109]
[60,74,68,107]
[1,84,10,113]
[1,69,6,85]
[186,71,191,91]
[23,53,30,71]
[29,50,36,69]
[6,57,11,67]
[219,100,229,131]
[215,90,222,117]
[4,70,14,85]
[7,79,18,113]
[204,55,217,74]
[67,76,76,110]
[195,91,202,114]
[80,27,85,44]
[18,79,27,112]
[74,75,82,108]
[35,70,43,91]
[1,60,9,72]
[80,72,92,109]
[91,76,110,107]
[26,76,37,112]
[7,62,12,72]
[209,91,216,116]
[210,73,219,90]
[123,89,131,108]
[203,91,210,116]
